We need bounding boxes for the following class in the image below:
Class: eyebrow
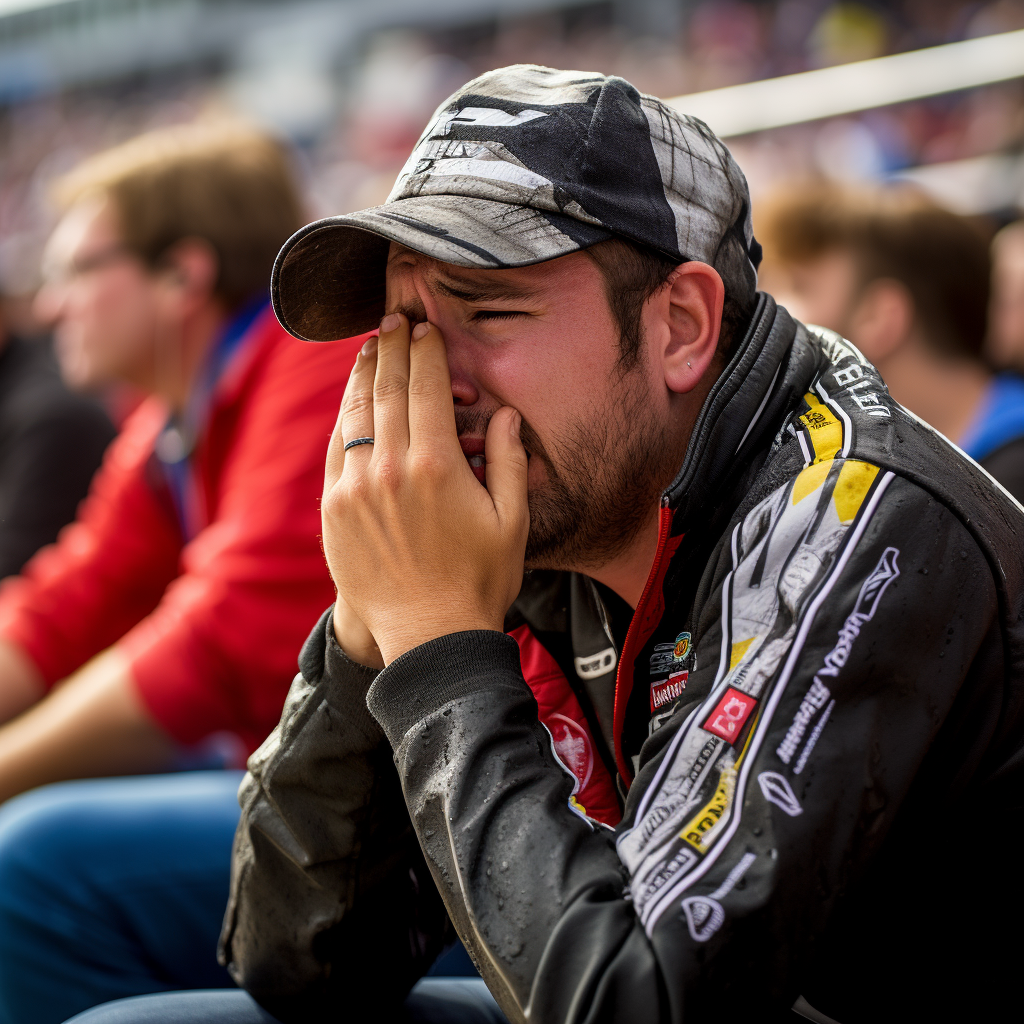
[433,275,536,303]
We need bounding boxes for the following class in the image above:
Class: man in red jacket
[0,123,357,790]
[0,124,360,1023]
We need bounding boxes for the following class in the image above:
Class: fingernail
[510,410,522,437]
[411,322,430,341]
[380,313,400,333]
[361,335,378,356]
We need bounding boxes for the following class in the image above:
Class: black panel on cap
[447,80,679,258]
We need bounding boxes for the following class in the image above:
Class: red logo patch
[650,671,688,711]
[547,713,594,791]
[703,687,758,743]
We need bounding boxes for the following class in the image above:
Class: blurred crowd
[2,0,1024,314]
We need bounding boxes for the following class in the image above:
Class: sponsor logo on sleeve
[650,642,677,677]
[674,632,691,659]
[650,671,688,712]
[681,895,725,942]
[635,848,700,908]
[758,771,802,816]
[547,714,594,791]
[776,546,899,767]
[678,851,757,943]
[683,766,737,850]
[703,687,758,743]
[776,679,831,764]
[831,362,891,418]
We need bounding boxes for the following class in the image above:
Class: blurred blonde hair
[54,121,305,310]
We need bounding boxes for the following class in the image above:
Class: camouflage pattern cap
[272,64,762,341]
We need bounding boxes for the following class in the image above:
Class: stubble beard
[456,365,678,575]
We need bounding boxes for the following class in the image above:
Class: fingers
[484,407,529,539]
[373,313,411,455]
[408,321,458,452]
[328,335,378,483]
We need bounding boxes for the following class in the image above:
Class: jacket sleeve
[219,608,451,1024]
[365,471,1002,1023]
[121,335,359,752]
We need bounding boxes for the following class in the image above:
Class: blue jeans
[0,773,502,1024]
[0,773,243,1024]
[65,981,507,1023]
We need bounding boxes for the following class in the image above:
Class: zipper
[612,502,681,787]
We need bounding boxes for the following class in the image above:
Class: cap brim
[271,193,613,341]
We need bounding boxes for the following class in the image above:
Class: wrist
[332,602,385,670]
[376,616,505,666]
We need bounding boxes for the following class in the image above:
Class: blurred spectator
[0,301,114,577]
[758,181,1024,500]
[0,123,360,799]
[988,219,1024,372]
[2,0,1023,269]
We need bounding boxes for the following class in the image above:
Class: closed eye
[472,309,529,321]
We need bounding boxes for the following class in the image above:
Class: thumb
[484,407,529,537]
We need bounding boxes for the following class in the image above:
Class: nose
[392,266,481,409]
[445,341,480,408]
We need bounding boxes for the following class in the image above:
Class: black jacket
[220,296,1024,1023]
[979,433,1024,503]
[0,335,114,577]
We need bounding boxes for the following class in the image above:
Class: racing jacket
[220,294,1024,1023]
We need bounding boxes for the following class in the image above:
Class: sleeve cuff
[367,630,523,748]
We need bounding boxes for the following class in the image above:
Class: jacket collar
[662,294,811,530]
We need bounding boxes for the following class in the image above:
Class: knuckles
[373,372,411,402]
[341,390,374,421]
[407,374,449,402]
[373,454,404,492]
[406,450,450,484]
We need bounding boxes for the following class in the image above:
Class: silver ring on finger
[343,436,375,451]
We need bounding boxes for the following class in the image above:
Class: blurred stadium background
[0,0,1022,321]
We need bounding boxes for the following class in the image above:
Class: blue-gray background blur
[0,0,1022,322]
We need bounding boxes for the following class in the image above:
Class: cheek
[475,333,618,492]
[480,312,617,404]
[68,281,154,379]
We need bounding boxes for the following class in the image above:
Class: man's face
[35,197,162,391]
[765,248,861,339]
[384,244,679,572]
[990,232,1024,370]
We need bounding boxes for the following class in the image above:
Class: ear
[155,238,219,312]
[847,278,913,365]
[649,261,725,394]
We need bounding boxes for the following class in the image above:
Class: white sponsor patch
[677,852,756,944]
[776,679,831,765]
[574,646,617,680]
[681,895,725,943]
[793,700,835,776]
[757,772,802,817]
[777,546,899,765]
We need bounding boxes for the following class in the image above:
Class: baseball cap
[272,64,762,342]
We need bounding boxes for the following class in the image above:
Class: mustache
[455,407,549,468]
